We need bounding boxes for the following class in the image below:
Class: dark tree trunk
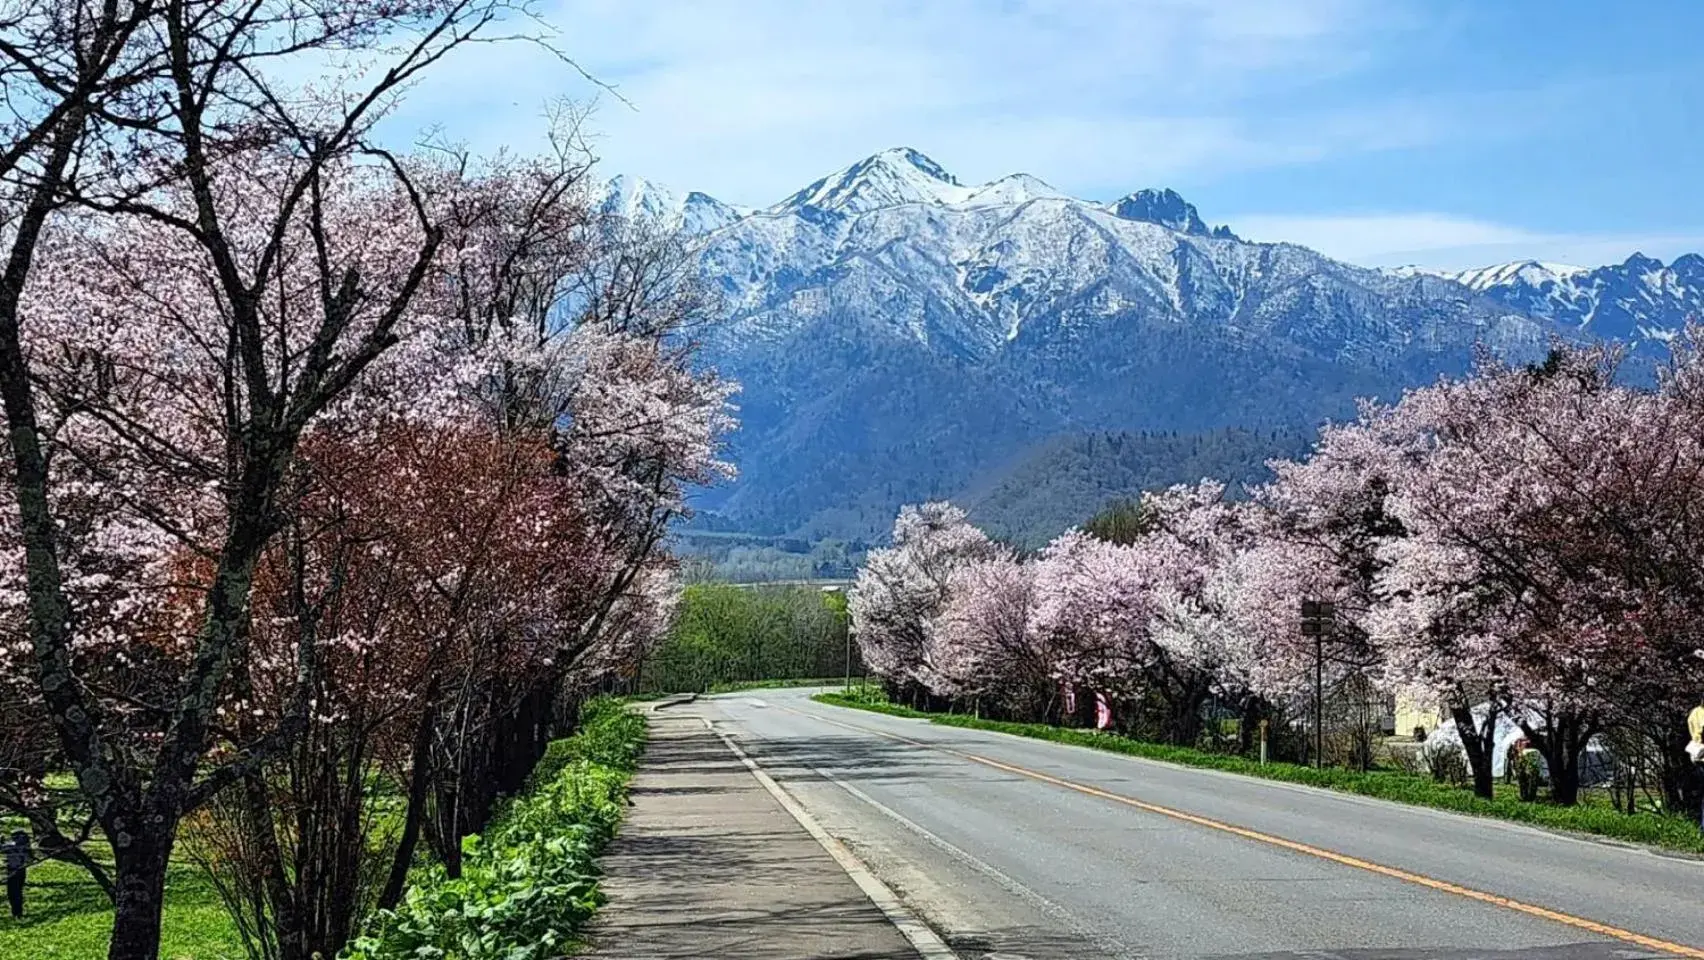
[241,768,303,960]
[1238,697,1263,756]
[1549,746,1582,806]
[1656,722,1702,815]
[1450,701,1498,800]
[380,699,436,911]
[107,834,173,960]
[1164,680,1211,747]
[1521,711,1593,806]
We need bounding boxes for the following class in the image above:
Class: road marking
[817,763,1138,959]
[780,700,1704,960]
[704,717,958,959]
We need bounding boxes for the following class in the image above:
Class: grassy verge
[345,697,647,960]
[705,676,847,694]
[813,691,1704,855]
[0,847,240,960]
[621,677,852,701]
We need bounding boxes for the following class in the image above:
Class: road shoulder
[583,708,925,960]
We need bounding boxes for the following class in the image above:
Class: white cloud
[360,2,1704,272]
[377,0,1454,205]
[1227,212,1704,270]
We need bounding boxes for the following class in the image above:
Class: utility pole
[841,586,856,693]
[1300,600,1336,770]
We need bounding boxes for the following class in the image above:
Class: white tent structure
[1421,703,1614,785]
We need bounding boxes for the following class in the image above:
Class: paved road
[697,687,1704,960]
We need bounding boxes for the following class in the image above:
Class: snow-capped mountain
[595,175,747,235]
[1425,255,1704,342]
[1104,187,1236,239]
[605,148,1693,538]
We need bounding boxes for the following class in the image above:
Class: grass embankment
[1,698,648,960]
[346,696,647,960]
[706,676,846,694]
[813,690,1704,855]
[623,676,849,701]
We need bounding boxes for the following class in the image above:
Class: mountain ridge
[602,148,1697,540]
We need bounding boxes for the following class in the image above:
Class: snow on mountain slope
[1449,260,1589,289]
[599,147,1694,538]
[690,149,1557,364]
[771,146,975,214]
[962,173,1068,207]
[1425,255,1704,341]
[595,175,747,234]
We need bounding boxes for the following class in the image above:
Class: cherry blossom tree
[1023,484,1257,743]
[928,556,1051,717]
[1131,483,1256,743]
[0,5,544,955]
[851,502,1000,703]
[169,134,733,958]
[1380,345,1704,804]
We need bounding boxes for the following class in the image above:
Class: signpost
[1300,600,1336,769]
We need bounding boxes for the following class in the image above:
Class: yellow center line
[769,700,1704,960]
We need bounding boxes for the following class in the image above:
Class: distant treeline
[672,531,867,583]
[637,583,860,692]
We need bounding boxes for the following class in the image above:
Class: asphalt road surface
[695,687,1704,960]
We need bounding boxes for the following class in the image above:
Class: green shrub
[1421,743,1469,787]
[342,699,646,960]
[1513,749,1542,802]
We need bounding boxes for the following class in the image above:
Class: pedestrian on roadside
[4,830,27,920]
[1687,705,1704,833]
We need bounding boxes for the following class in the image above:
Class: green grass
[1,701,649,960]
[813,691,1704,856]
[0,846,241,960]
[705,676,848,694]
[345,697,647,960]
[621,676,852,700]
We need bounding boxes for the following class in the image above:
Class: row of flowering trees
[0,4,732,959]
[853,338,1704,812]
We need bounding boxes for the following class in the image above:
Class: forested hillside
[963,428,1316,547]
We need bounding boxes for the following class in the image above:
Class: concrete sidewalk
[584,708,921,960]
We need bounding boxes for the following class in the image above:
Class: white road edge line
[704,717,959,960]
[815,760,1138,959]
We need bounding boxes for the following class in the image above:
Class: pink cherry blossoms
[852,337,1704,806]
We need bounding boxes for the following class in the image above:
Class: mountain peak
[596,176,745,235]
[598,174,678,222]
[870,146,959,185]
[1450,260,1587,292]
[962,172,1065,206]
[775,147,971,215]
[1106,188,1212,236]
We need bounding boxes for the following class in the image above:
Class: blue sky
[389,0,1704,270]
